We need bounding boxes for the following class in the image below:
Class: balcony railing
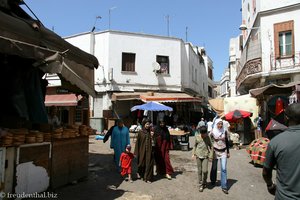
[270,51,300,70]
[236,33,262,89]
[236,58,262,89]
[238,33,261,75]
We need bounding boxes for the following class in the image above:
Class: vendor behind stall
[48,106,61,128]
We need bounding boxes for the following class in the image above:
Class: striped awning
[45,94,82,106]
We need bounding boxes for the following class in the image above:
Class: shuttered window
[279,32,292,56]
[274,20,294,58]
[122,53,135,72]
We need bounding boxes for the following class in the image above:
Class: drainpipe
[90,32,95,117]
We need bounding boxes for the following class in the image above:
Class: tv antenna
[91,16,102,32]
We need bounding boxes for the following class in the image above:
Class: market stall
[169,129,190,151]
[0,1,98,195]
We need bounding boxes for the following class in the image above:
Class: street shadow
[49,152,127,200]
[227,179,238,190]
[249,160,263,168]
[206,179,237,190]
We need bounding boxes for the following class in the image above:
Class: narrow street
[51,135,274,200]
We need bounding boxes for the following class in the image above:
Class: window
[208,86,213,98]
[208,68,213,80]
[122,53,135,72]
[279,32,292,56]
[274,20,294,58]
[192,66,198,83]
[156,55,169,74]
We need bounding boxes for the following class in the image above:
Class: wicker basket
[36,132,44,143]
[25,134,36,144]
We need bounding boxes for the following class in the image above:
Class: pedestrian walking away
[263,103,300,200]
[192,126,212,192]
[209,118,230,194]
[197,118,206,129]
[154,120,174,180]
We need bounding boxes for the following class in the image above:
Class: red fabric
[246,137,270,165]
[224,110,252,122]
[155,136,174,175]
[120,152,134,176]
[275,98,284,115]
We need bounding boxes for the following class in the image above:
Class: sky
[23,0,242,81]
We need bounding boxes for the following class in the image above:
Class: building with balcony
[64,30,213,127]
[237,0,300,94]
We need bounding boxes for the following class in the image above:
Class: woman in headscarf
[154,120,174,180]
[209,118,230,194]
[110,119,130,170]
[134,119,155,183]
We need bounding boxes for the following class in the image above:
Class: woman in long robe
[110,119,130,170]
[154,120,174,179]
[134,119,155,183]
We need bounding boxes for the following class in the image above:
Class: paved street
[53,135,275,200]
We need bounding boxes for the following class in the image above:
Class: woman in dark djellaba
[154,120,174,180]
[134,119,155,183]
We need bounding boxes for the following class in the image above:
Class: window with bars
[156,55,169,74]
[122,53,136,72]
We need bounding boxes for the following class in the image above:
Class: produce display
[0,125,95,147]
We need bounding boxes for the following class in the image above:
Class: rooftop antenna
[165,15,170,36]
[185,26,188,42]
[109,7,117,30]
[91,16,102,32]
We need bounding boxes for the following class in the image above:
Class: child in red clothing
[120,144,134,182]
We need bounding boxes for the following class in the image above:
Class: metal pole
[185,26,188,42]
[109,9,111,30]
[109,7,116,30]
[166,15,170,36]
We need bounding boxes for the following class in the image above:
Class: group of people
[109,119,174,183]
[192,118,230,194]
[108,103,300,199]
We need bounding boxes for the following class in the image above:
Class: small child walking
[192,126,212,192]
[120,144,134,182]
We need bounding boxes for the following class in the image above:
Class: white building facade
[65,31,210,123]
[237,0,300,94]
[220,68,230,98]
[199,48,216,99]
[228,36,241,97]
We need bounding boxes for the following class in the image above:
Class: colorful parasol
[224,109,252,122]
[246,137,270,166]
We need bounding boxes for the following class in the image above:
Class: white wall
[260,0,300,12]
[94,31,183,92]
[184,44,207,97]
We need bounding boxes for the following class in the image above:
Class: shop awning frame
[112,92,202,103]
[0,3,99,97]
[249,81,300,97]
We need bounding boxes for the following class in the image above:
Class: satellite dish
[152,62,161,72]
